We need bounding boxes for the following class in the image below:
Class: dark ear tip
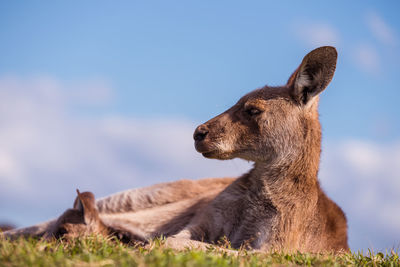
[314,45,337,52]
[318,45,337,52]
[289,46,338,103]
[73,190,96,210]
[322,46,337,57]
[76,189,95,199]
[74,189,95,204]
[84,191,95,199]
[310,46,337,60]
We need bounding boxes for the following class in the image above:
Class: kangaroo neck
[248,138,321,209]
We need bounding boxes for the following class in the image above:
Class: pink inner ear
[289,47,337,105]
[73,189,84,210]
[287,66,300,87]
[74,198,84,211]
[72,191,99,224]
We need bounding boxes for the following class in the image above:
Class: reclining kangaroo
[3,46,349,253]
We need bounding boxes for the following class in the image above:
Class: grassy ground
[0,236,399,267]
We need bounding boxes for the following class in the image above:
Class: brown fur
[186,46,348,252]
[0,224,15,232]
[2,46,348,253]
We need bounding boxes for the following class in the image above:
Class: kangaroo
[0,224,14,232]
[2,46,348,253]
[3,178,234,241]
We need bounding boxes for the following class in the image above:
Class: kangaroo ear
[74,189,99,224]
[287,46,337,105]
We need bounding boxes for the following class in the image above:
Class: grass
[0,236,399,267]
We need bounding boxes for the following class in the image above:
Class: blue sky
[2,1,399,140]
[0,1,399,252]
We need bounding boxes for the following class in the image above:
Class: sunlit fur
[3,46,348,253]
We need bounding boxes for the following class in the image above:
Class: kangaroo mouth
[195,140,233,160]
[201,151,218,158]
[195,140,214,154]
[203,150,234,160]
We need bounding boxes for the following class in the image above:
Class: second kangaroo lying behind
[4,46,349,253]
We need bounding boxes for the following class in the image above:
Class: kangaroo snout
[193,125,209,142]
[194,124,213,154]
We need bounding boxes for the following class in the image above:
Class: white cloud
[292,18,389,76]
[320,139,400,251]
[0,151,25,187]
[366,11,398,46]
[0,75,399,251]
[0,75,252,227]
[294,22,340,47]
[352,43,381,74]
[341,140,385,177]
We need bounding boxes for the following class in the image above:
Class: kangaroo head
[51,190,108,239]
[50,190,147,245]
[193,46,337,163]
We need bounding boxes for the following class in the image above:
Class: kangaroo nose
[193,125,209,141]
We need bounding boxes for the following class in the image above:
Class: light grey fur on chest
[195,184,278,249]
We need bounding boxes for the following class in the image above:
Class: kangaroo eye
[246,108,261,116]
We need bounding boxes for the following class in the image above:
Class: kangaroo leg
[96,177,234,214]
[2,178,233,240]
[1,219,56,239]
